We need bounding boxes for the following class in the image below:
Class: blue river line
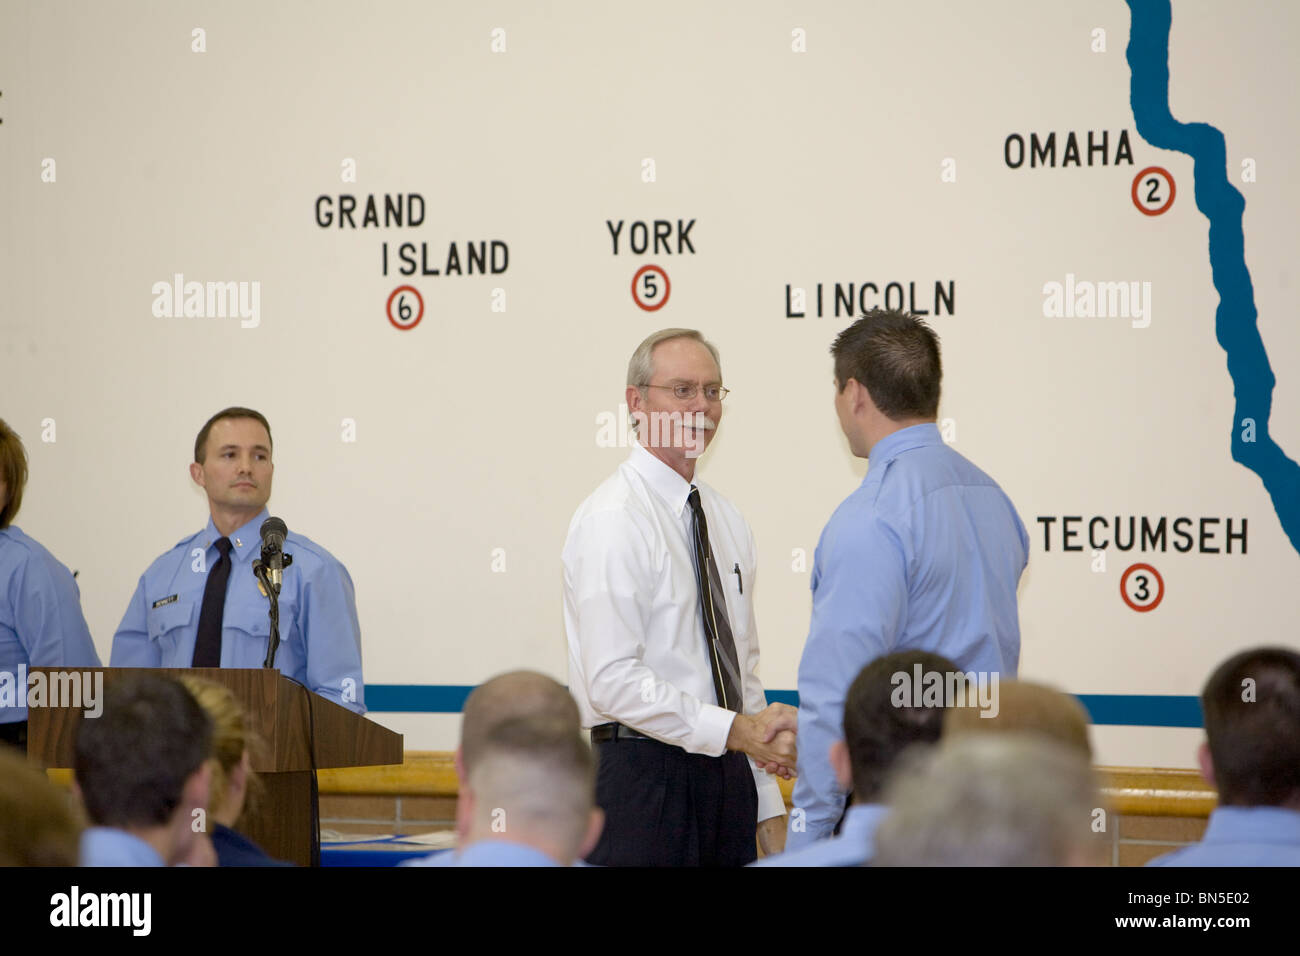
[1127,0,1300,555]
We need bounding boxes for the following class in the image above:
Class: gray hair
[872,733,1106,866]
[467,717,596,860]
[626,329,722,435]
[626,328,722,388]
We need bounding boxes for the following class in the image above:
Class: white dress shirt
[563,442,785,823]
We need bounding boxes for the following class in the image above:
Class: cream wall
[2,0,1296,767]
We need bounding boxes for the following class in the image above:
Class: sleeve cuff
[755,771,787,822]
[691,704,737,757]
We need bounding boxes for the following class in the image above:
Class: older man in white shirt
[563,328,796,866]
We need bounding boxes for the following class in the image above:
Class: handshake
[726,702,799,779]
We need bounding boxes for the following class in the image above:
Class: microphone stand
[253,550,293,668]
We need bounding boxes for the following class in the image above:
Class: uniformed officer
[110,407,365,713]
[0,419,102,751]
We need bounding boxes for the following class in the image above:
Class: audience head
[0,745,82,865]
[873,733,1106,866]
[458,670,580,778]
[462,716,603,865]
[0,418,29,528]
[1199,646,1300,808]
[74,675,213,864]
[836,650,959,802]
[179,675,265,827]
[944,678,1093,760]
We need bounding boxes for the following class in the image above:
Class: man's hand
[757,815,788,857]
[756,730,798,779]
[727,702,798,771]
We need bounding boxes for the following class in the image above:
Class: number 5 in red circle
[632,265,671,312]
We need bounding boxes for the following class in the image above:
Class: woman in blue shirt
[0,419,101,751]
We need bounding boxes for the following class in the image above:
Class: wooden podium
[26,667,403,867]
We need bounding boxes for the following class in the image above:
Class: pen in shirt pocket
[733,563,742,594]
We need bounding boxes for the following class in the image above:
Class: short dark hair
[1202,646,1300,807]
[74,675,213,828]
[0,418,29,528]
[843,650,959,801]
[831,308,942,420]
[194,407,273,464]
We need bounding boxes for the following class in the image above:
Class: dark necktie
[686,487,743,712]
[192,536,233,667]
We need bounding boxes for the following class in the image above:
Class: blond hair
[0,746,83,865]
[178,676,265,820]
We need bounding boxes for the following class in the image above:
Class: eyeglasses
[641,383,730,402]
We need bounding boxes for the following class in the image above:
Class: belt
[590,722,653,743]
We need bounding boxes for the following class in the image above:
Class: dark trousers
[586,737,758,867]
[0,720,27,753]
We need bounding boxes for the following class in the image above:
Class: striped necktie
[687,486,743,712]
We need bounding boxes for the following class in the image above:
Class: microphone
[260,517,288,590]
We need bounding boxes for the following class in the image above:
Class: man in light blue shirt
[110,408,365,713]
[415,716,602,868]
[1150,646,1300,867]
[0,419,102,749]
[756,650,954,866]
[790,310,1028,850]
[76,674,214,866]
[404,671,590,867]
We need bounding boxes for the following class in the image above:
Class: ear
[455,781,475,841]
[1196,741,1216,790]
[453,745,465,785]
[829,739,852,791]
[230,751,250,796]
[189,461,206,488]
[846,378,869,416]
[578,807,605,861]
[185,760,213,811]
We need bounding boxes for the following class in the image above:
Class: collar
[1203,806,1300,844]
[867,422,943,467]
[200,508,270,564]
[628,442,695,516]
[80,826,166,866]
[840,803,890,841]
[455,840,564,867]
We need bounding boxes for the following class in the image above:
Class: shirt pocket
[147,599,195,658]
[723,559,754,639]
[225,600,299,671]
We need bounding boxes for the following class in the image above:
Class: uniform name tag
[151,594,179,609]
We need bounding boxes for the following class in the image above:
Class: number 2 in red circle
[1120,562,1164,612]
[632,265,671,312]
[1131,166,1175,216]
[387,285,424,330]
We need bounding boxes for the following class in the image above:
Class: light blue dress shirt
[110,509,365,713]
[1147,806,1300,866]
[403,841,563,867]
[80,827,165,867]
[752,803,887,867]
[788,424,1028,850]
[0,525,102,723]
